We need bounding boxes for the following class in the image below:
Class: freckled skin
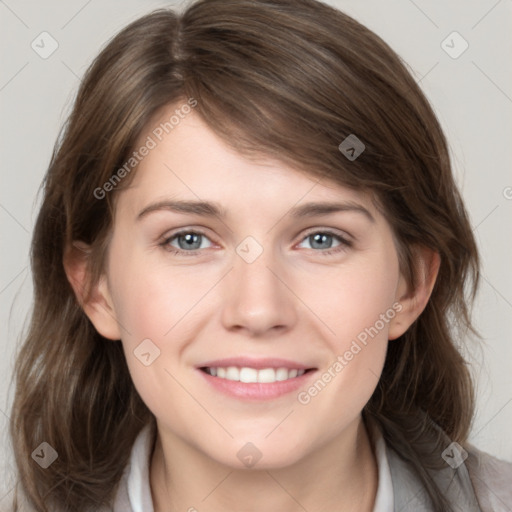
[82,107,431,512]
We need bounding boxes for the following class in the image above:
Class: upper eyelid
[163,228,216,245]
[295,230,352,249]
[300,227,352,240]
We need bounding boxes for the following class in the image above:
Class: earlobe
[388,247,441,340]
[63,241,122,340]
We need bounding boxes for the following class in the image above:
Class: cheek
[295,253,399,416]
[304,253,400,350]
[107,252,216,413]
[109,251,209,344]
[110,269,191,420]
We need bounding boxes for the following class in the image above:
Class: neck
[150,417,378,512]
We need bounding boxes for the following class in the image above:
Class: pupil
[311,233,331,249]
[180,233,200,250]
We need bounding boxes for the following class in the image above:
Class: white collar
[124,422,394,512]
[126,423,155,512]
[370,421,395,511]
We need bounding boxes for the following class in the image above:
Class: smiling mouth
[199,366,316,383]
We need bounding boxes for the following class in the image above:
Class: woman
[9,0,512,511]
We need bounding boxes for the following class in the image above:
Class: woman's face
[101,105,408,469]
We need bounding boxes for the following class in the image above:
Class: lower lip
[197,369,316,400]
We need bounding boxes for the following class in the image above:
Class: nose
[220,245,298,337]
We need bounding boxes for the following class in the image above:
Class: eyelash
[159,229,353,257]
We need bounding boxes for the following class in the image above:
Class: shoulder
[383,434,512,512]
[465,444,512,512]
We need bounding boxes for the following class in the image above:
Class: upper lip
[197,357,316,370]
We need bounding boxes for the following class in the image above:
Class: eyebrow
[136,199,375,223]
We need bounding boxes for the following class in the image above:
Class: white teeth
[240,367,258,383]
[205,366,307,383]
[258,368,276,383]
[225,366,239,381]
[275,368,289,381]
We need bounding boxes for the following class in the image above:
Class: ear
[388,246,441,340]
[63,241,122,340]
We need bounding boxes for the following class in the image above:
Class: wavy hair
[10,0,479,510]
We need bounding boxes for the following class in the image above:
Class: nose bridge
[220,236,297,335]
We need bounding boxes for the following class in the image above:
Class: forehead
[117,107,378,221]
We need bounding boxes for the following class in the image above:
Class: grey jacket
[110,435,512,511]
[386,442,512,511]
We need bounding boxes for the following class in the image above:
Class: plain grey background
[1,0,511,504]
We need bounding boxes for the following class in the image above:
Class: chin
[205,438,311,471]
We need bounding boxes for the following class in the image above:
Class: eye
[160,230,213,255]
[159,228,352,257]
[297,230,352,256]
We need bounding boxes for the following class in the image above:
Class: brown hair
[10,0,480,510]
